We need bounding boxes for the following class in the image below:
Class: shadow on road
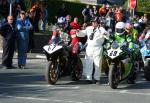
[0,72,45,84]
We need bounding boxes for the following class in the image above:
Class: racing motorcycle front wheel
[45,61,59,85]
[109,64,119,89]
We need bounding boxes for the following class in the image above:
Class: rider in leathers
[77,17,109,84]
[113,22,138,84]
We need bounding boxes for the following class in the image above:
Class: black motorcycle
[43,38,83,85]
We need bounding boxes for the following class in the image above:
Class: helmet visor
[116,28,124,34]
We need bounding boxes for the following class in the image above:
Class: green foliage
[137,0,150,13]
[24,0,32,11]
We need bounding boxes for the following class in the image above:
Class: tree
[137,0,150,13]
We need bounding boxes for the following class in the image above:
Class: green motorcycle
[103,41,137,89]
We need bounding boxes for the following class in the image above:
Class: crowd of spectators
[0,1,149,72]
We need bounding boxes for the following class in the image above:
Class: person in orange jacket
[99,4,107,17]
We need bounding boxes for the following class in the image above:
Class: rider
[48,17,70,45]
[113,22,132,46]
[113,22,138,84]
[48,27,69,45]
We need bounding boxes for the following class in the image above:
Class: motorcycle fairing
[43,45,63,54]
[107,47,122,59]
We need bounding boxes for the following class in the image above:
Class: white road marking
[0,81,150,96]
[0,95,88,103]
[47,86,80,90]
[86,89,150,96]
[120,91,150,96]
[0,82,52,88]
[120,90,128,93]
[35,55,46,59]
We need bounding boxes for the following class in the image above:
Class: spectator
[15,0,26,11]
[33,2,42,32]
[139,16,146,30]
[99,4,107,17]
[106,8,115,32]
[14,4,22,19]
[115,8,123,22]
[69,17,82,54]
[41,4,48,32]
[27,11,35,52]
[70,17,81,30]
[65,15,72,34]
[124,8,131,22]
[143,14,148,24]
[16,11,33,69]
[0,16,16,69]
[82,5,92,23]
[91,6,98,17]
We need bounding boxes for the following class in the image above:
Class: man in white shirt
[77,17,109,84]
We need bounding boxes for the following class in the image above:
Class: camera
[89,33,94,40]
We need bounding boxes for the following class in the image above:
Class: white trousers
[83,46,103,80]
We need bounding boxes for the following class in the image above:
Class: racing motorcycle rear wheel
[45,61,59,85]
[71,58,83,81]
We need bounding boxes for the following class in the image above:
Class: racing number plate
[109,51,118,56]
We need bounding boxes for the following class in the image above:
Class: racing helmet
[57,17,66,29]
[115,22,125,35]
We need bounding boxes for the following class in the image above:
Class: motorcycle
[140,39,150,81]
[103,41,137,89]
[43,37,83,85]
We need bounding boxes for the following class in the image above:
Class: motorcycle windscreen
[43,45,63,54]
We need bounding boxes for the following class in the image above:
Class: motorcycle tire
[109,64,119,89]
[45,61,59,85]
[144,60,150,81]
[71,58,83,81]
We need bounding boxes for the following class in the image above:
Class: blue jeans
[17,32,29,66]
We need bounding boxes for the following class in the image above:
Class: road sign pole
[8,0,15,16]
[9,3,12,16]
[133,9,134,17]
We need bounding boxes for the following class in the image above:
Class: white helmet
[57,17,66,24]
[57,17,66,28]
[115,22,125,35]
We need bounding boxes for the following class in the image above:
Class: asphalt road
[0,58,150,103]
